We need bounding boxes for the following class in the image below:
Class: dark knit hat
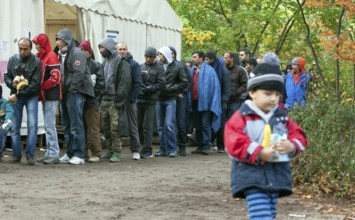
[168,46,177,56]
[79,40,93,54]
[145,47,157,57]
[205,51,217,60]
[248,63,284,92]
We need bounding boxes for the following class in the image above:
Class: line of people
[0,28,312,165]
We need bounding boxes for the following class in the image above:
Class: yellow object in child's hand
[261,123,271,148]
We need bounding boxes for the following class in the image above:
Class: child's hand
[275,139,295,154]
[258,146,275,162]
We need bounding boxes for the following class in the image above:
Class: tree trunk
[336,6,345,102]
[297,0,329,89]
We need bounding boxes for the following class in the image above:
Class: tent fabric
[53,0,183,31]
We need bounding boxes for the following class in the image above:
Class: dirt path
[0,146,352,220]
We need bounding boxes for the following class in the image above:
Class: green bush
[289,95,355,200]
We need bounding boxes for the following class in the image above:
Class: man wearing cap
[99,38,131,162]
[79,40,105,163]
[56,29,95,165]
[284,57,311,109]
[138,47,165,158]
[32,33,62,164]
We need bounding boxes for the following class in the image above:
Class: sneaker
[27,157,35,165]
[10,156,21,163]
[141,151,153,159]
[179,148,187,156]
[110,152,121,162]
[169,150,177,158]
[88,156,101,163]
[132,152,141,160]
[69,156,85,165]
[218,148,225,153]
[102,151,113,160]
[59,154,71,163]
[43,157,60,164]
[36,156,49,163]
[154,150,167,157]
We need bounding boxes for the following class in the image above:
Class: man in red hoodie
[32,33,62,164]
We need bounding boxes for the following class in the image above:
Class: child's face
[249,89,281,113]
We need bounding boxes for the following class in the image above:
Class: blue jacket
[284,72,309,109]
[189,62,222,132]
[0,97,14,123]
[123,53,143,103]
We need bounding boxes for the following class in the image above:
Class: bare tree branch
[252,0,282,56]
[336,6,346,102]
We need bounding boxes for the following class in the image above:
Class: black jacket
[138,61,165,104]
[85,58,105,107]
[159,60,189,101]
[5,53,41,98]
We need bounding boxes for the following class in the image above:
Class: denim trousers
[11,96,38,158]
[156,99,176,153]
[192,102,212,151]
[60,93,85,159]
[176,95,188,150]
[226,101,242,120]
[84,105,102,158]
[42,100,60,158]
[0,128,6,155]
[137,103,155,153]
[211,108,227,149]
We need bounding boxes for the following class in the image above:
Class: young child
[0,85,14,161]
[224,60,308,220]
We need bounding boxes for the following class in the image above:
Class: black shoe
[179,148,187,156]
[10,156,21,163]
[201,149,209,155]
[191,148,202,154]
[141,151,153,159]
[27,157,35,165]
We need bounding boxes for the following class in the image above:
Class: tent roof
[52,0,183,31]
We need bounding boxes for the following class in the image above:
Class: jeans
[84,105,102,158]
[156,100,176,153]
[60,93,85,159]
[42,100,60,158]
[226,101,242,119]
[192,102,212,150]
[137,103,155,153]
[0,128,6,155]
[11,96,38,158]
[176,95,188,150]
[124,100,140,153]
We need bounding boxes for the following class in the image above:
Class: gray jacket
[57,29,94,97]
[99,38,132,107]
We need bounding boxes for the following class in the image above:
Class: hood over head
[32,33,52,58]
[158,46,173,64]
[98,38,117,55]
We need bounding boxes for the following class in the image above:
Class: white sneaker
[59,154,71,163]
[132,152,140,160]
[88,156,101,163]
[69,156,85,165]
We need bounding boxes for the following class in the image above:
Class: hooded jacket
[32,33,62,101]
[99,38,131,107]
[157,47,188,100]
[224,100,307,198]
[56,29,94,97]
[122,52,143,103]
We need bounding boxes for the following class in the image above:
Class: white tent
[0,0,183,135]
